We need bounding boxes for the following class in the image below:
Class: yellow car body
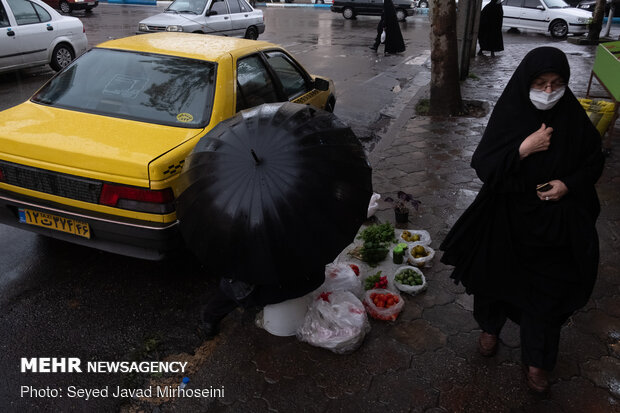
[0,33,336,259]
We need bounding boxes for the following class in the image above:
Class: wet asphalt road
[1,5,618,411]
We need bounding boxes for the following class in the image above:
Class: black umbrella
[176,102,372,297]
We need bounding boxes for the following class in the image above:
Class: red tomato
[349,264,360,276]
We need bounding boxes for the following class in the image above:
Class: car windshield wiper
[176,9,198,14]
[164,9,179,13]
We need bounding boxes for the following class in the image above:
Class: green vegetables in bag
[395,268,423,286]
[358,223,395,265]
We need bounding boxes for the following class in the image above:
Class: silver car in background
[137,0,265,40]
[0,0,87,73]
[488,0,592,38]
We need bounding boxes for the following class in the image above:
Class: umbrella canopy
[176,102,373,295]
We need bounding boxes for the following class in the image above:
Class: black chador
[440,47,604,371]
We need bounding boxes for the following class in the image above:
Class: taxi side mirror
[313,77,329,91]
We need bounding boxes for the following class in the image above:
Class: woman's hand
[519,123,553,159]
[537,179,568,202]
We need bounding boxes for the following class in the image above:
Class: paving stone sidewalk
[128,41,620,413]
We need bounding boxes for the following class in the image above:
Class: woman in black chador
[369,0,405,54]
[478,0,504,57]
[440,47,604,393]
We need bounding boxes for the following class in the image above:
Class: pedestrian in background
[478,0,503,57]
[440,47,604,394]
[369,12,385,51]
[369,0,405,55]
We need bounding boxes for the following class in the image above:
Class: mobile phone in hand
[536,182,553,192]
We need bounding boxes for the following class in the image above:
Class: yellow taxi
[0,33,336,259]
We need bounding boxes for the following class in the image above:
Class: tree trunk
[586,0,607,42]
[429,0,464,116]
[602,4,615,38]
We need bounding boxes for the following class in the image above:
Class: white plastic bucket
[261,294,311,337]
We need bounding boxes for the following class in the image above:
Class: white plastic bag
[407,243,435,268]
[393,266,427,296]
[395,229,432,245]
[320,263,363,298]
[367,192,381,218]
[380,30,386,44]
[363,289,404,321]
[297,290,370,354]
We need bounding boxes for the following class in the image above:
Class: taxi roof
[96,33,276,62]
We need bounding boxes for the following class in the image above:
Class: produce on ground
[348,264,360,276]
[363,290,404,321]
[364,271,388,290]
[401,230,421,242]
[411,244,429,258]
[395,268,423,286]
[369,291,400,308]
[357,223,395,265]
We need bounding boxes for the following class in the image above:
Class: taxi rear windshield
[32,48,216,128]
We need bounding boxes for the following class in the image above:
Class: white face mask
[529,87,566,110]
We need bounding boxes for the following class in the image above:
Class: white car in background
[138,0,265,40]
[0,0,87,73]
[495,0,592,38]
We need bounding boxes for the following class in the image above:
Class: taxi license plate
[18,208,91,239]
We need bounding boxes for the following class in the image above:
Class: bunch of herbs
[357,222,395,265]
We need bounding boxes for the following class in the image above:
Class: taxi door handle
[7,29,15,37]
[47,25,54,31]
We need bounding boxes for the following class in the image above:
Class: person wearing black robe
[383,0,406,54]
[369,13,385,51]
[440,47,604,393]
[369,0,405,54]
[478,0,504,57]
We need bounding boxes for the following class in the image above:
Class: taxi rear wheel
[59,0,72,13]
[245,26,259,40]
[50,43,74,72]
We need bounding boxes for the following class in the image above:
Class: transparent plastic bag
[395,229,432,245]
[380,30,386,44]
[407,243,435,268]
[320,263,363,298]
[363,289,404,321]
[393,266,427,296]
[367,192,381,218]
[297,290,371,354]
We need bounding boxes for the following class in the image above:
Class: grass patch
[415,98,430,115]
[467,72,480,80]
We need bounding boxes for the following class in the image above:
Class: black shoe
[200,320,220,340]
[369,45,378,51]
[491,51,496,57]
[477,50,484,56]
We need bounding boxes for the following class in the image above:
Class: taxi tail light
[99,184,175,214]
